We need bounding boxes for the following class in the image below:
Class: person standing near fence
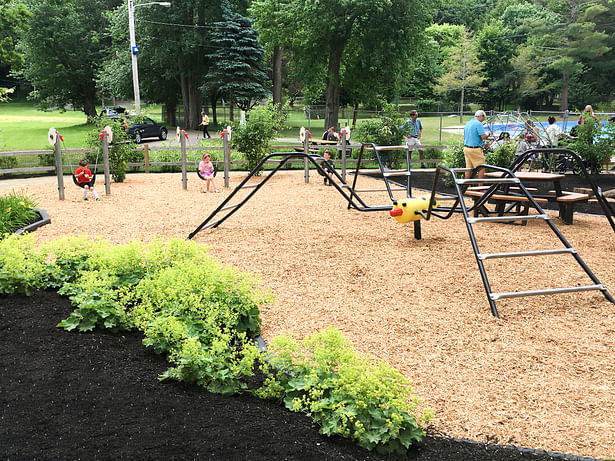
[200,112,211,139]
[463,110,490,180]
[400,110,425,168]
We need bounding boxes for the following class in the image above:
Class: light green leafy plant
[257,327,432,454]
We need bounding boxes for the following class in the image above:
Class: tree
[18,0,119,117]
[285,0,435,131]
[249,0,293,106]
[476,21,514,110]
[518,0,611,110]
[435,28,485,122]
[204,2,269,122]
[1,0,30,70]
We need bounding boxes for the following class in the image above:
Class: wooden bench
[549,191,589,224]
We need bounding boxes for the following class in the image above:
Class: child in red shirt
[74,159,100,201]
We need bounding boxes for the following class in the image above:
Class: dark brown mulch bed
[0,291,592,461]
[401,170,615,217]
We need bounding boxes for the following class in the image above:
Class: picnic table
[465,171,589,224]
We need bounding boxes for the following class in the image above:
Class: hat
[526,133,532,140]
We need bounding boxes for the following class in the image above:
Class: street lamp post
[128,0,171,114]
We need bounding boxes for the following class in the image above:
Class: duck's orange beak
[390,208,403,217]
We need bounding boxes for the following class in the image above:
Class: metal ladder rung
[383,172,411,177]
[491,285,605,300]
[202,218,224,230]
[478,248,576,260]
[456,178,520,184]
[221,203,241,211]
[354,187,407,192]
[240,184,260,189]
[467,214,549,224]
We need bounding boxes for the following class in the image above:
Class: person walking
[463,110,490,180]
[401,110,425,168]
[200,112,211,139]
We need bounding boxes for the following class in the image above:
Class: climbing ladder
[188,151,393,240]
[428,164,615,317]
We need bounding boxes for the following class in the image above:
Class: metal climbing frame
[425,163,615,318]
[187,151,393,240]
[511,148,615,232]
[350,143,422,238]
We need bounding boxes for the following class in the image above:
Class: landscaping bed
[1,290,589,460]
[2,172,614,459]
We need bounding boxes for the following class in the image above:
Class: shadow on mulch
[400,170,615,218]
[0,291,597,461]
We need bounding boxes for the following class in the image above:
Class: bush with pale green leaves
[0,234,431,452]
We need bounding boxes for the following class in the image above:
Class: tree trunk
[459,86,465,124]
[211,94,218,126]
[83,93,97,118]
[352,103,359,128]
[324,45,343,131]
[561,73,569,111]
[180,73,203,130]
[164,100,177,127]
[229,90,235,122]
[272,45,283,107]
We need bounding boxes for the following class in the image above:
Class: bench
[549,191,589,224]
[464,189,548,224]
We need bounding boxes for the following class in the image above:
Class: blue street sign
[132,46,139,55]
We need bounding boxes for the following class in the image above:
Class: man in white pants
[401,110,425,168]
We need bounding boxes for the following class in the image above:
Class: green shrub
[485,143,516,169]
[231,101,287,174]
[0,155,18,170]
[0,233,48,295]
[0,191,39,236]
[353,104,405,147]
[86,116,138,182]
[257,327,432,454]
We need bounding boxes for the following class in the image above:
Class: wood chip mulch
[5,171,615,459]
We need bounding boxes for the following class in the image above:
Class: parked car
[99,106,126,119]
[124,116,168,143]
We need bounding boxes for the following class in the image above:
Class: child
[200,112,211,139]
[320,150,335,186]
[198,153,218,193]
[74,159,100,201]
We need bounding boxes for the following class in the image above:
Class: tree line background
[1,0,614,131]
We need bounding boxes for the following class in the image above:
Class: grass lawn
[0,102,464,152]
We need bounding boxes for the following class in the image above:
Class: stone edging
[15,208,51,235]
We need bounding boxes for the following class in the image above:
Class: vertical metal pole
[563,109,569,132]
[223,131,230,188]
[128,0,141,114]
[303,135,310,183]
[144,144,150,173]
[102,133,111,195]
[54,135,64,201]
[180,131,187,190]
[341,135,347,181]
[439,113,443,144]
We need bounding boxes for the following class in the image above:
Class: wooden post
[303,135,310,183]
[180,131,187,190]
[54,135,65,200]
[102,133,111,195]
[223,131,230,188]
[144,144,150,173]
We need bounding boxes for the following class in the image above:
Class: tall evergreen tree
[204,2,269,121]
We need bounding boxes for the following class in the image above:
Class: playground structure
[188,143,615,318]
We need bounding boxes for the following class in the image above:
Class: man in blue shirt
[463,110,491,180]
[401,110,425,168]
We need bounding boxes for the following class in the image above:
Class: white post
[102,133,111,195]
[223,131,230,188]
[54,135,65,201]
[180,131,187,190]
[128,0,141,114]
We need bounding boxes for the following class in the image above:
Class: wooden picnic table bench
[484,171,589,224]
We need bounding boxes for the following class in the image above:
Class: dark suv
[124,116,168,143]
